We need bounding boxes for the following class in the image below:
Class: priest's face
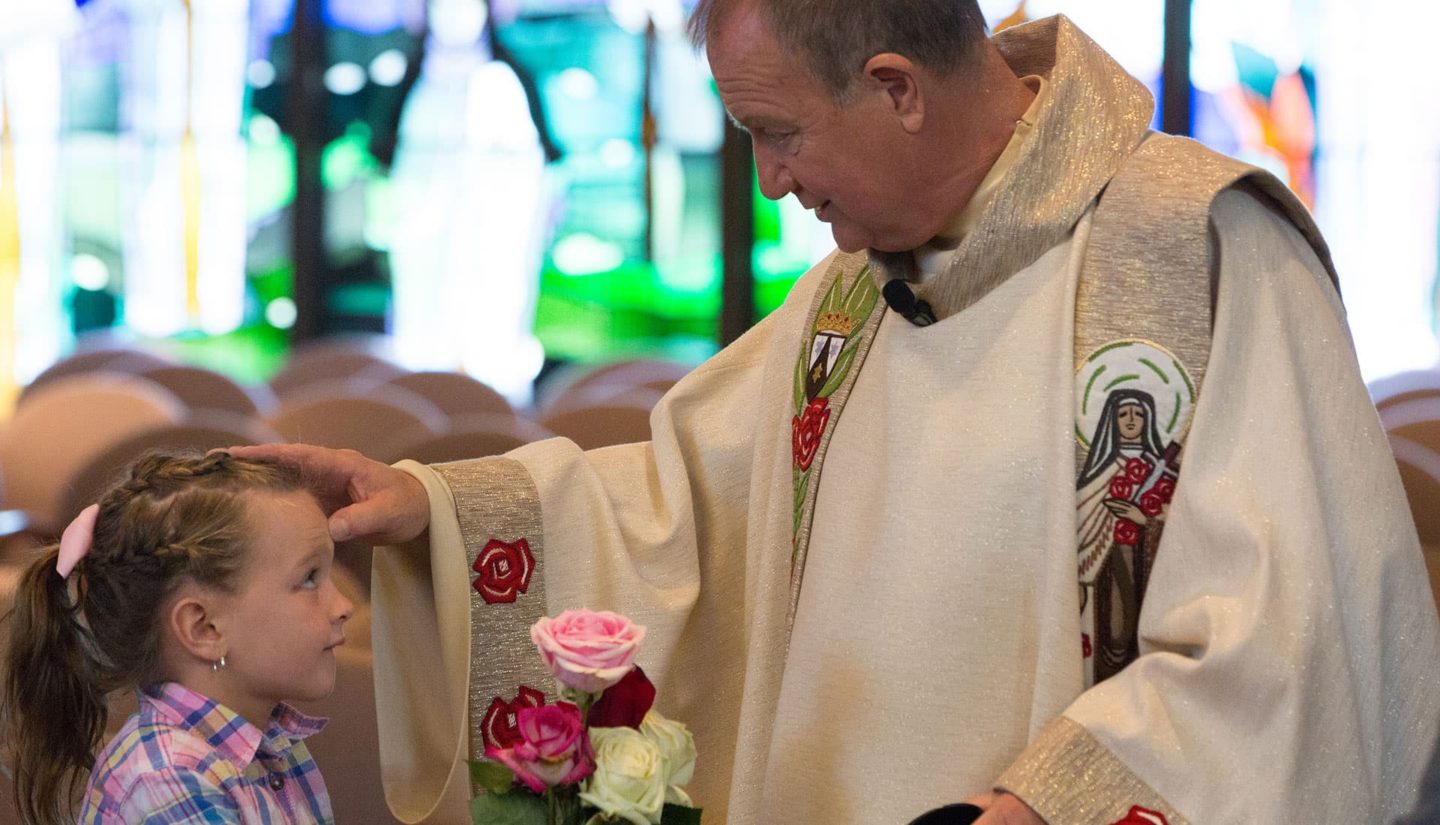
[708,7,936,252]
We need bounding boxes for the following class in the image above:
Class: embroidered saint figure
[1077,388,1179,684]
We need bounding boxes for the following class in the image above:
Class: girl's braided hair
[2,449,306,825]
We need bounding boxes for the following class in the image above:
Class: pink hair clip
[56,504,100,580]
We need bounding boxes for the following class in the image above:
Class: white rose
[639,710,696,806]
[580,726,665,825]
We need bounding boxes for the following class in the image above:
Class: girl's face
[214,490,352,724]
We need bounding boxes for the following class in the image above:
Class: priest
[238,2,1440,823]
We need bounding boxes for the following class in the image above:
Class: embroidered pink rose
[1108,476,1135,500]
[473,538,536,604]
[1113,518,1140,546]
[481,685,547,751]
[485,702,595,793]
[1139,490,1166,518]
[531,610,646,694]
[1124,457,1153,484]
[791,397,831,471]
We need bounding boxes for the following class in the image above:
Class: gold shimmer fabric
[370,16,1440,825]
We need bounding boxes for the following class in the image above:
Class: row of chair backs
[1372,368,1440,608]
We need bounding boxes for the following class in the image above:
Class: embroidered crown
[815,310,857,336]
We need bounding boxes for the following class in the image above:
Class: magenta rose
[588,665,657,729]
[791,397,831,471]
[480,685,547,751]
[485,702,594,793]
[1124,457,1153,483]
[531,609,646,694]
[1113,518,1140,546]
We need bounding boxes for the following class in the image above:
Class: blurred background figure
[387,0,550,405]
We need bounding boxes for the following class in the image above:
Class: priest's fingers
[226,443,429,543]
[328,465,430,544]
[224,443,370,513]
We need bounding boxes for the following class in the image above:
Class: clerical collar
[913,74,1049,283]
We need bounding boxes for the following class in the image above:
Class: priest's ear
[862,53,925,134]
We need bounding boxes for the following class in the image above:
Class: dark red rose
[480,685,547,751]
[791,397,831,471]
[1113,518,1140,546]
[472,537,536,604]
[1110,805,1168,825]
[1125,458,1153,483]
[1154,476,1176,503]
[1108,476,1135,500]
[1082,633,1092,659]
[587,665,656,729]
[1139,490,1165,517]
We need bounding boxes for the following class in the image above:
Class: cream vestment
[370,16,1440,825]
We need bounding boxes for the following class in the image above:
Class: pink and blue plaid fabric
[80,682,334,824]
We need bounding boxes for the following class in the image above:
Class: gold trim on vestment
[432,458,552,787]
[997,717,1190,825]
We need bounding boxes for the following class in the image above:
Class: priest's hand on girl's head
[225,443,430,545]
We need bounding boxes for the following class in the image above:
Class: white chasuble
[368,15,1440,825]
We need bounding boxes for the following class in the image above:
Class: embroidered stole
[783,135,1337,686]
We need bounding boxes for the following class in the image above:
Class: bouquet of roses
[470,609,702,825]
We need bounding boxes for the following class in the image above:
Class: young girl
[3,450,353,824]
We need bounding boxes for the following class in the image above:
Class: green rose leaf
[469,790,547,825]
[469,760,518,796]
[660,804,703,825]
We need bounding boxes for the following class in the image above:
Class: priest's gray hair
[688,0,990,102]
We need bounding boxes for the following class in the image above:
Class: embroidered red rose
[1139,490,1166,517]
[1124,457,1153,483]
[480,685,547,751]
[1113,518,1140,546]
[1108,476,1135,500]
[1110,805,1168,825]
[1082,633,1092,659]
[791,397,831,471]
[473,537,536,604]
[1154,476,1176,503]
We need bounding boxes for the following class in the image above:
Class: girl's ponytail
[4,548,113,825]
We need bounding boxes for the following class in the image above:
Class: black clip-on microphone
[882,278,938,327]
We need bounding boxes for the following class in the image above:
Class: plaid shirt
[81,682,334,824]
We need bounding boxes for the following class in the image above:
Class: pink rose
[531,610,646,694]
[484,702,595,793]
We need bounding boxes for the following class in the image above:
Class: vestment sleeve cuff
[996,716,1188,825]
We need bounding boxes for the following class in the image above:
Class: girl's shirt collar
[141,681,327,771]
